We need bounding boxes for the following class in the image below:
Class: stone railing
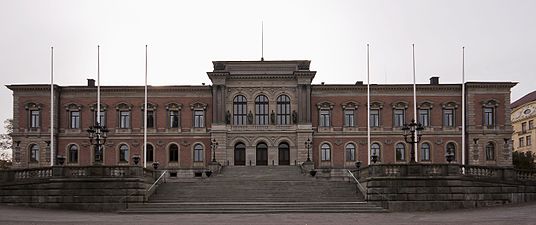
[0,165,155,184]
[357,163,536,183]
[359,163,461,178]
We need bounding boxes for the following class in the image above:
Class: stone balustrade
[357,163,536,183]
[0,165,154,184]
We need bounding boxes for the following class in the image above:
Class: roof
[511,90,536,109]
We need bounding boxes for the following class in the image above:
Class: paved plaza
[0,202,535,225]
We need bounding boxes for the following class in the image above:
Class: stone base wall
[0,177,146,211]
[363,176,536,211]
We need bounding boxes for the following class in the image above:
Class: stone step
[135,166,375,213]
[120,202,387,214]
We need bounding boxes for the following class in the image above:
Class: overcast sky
[1,0,535,134]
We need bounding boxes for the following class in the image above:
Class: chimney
[87,79,95,87]
[429,76,439,85]
[355,81,363,85]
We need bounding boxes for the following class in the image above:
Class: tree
[512,151,536,170]
[0,119,13,169]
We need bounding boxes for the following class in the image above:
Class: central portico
[208,60,316,166]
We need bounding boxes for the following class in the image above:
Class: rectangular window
[169,110,180,128]
[95,111,105,126]
[519,137,525,147]
[119,111,130,128]
[443,109,454,127]
[370,109,380,127]
[522,122,528,133]
[418,109,430,127]
[319,109,330,127]
[344,109,355,127]
[194,110,204,128]
[70,111,80,129]
[530,120,534,130]
[145,111,155,128]
[30,110,40,128]
[394,109,405,127]
[527,136,532,146]
[484,107,495,127]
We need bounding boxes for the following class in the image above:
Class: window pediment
[418,101,434,109]
[442,101,458,109]
[190,102,208,110]
[141,103,158,110]
[369,101,384,109]
[64,103,82,111]
[25,102,42,110]
[341,101,359,109]
[317,101,335,109]
[482,99,500,107]
[115,103,133,111]
[392,101,409,109]
[166,103,182,111]
[89,103,108,111]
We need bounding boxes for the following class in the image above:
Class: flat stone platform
[1,202,536,225]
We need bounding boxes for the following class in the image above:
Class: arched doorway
[256,143,268,166]
[278,142,290,165]
[234,143,246,166]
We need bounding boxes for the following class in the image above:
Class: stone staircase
[121,166,386,213]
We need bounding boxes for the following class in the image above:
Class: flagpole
[97,45,101,164]
[367,44,371,166]
[144,45,148,168]
[50,46,54,166]
[261,21,264,61]
[412,44,418,162]
[462,47,466,166]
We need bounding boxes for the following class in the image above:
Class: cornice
[312,84,462,91]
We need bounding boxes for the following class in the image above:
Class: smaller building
[511,90,536,153]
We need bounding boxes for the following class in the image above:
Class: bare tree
[0,119,13,169]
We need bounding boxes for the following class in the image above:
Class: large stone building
[7,60,516,170]
[511,90,536,153]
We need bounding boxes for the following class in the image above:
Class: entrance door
[234,143,246,166]
[278,143,290,165]
[256,143,268,166]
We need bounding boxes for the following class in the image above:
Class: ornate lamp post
[87,123,109,165]
[132,154,141,165]
[304,138,312,162]
[56,155,66,166]
[402,119,424,163]
[14,141,21,163]
[211,138,218,163]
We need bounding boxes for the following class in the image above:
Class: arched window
[395,143,406,161]
[30,144,39,162]
[233,95,247,125]
[446,143,456,161]
[194,144,203,162]
[277,95,291,125]
[119,144,129,162]
[146,144,154,162]
[69,144,78,163]
[255,95,269,125]
[371,143,381,161]
[321,143,331,161]
[346,143,356,161]
[169,144,179,162]
[421,143,431,161]
[486,142,495,161]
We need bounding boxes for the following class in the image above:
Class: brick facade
[7,60,516,169]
